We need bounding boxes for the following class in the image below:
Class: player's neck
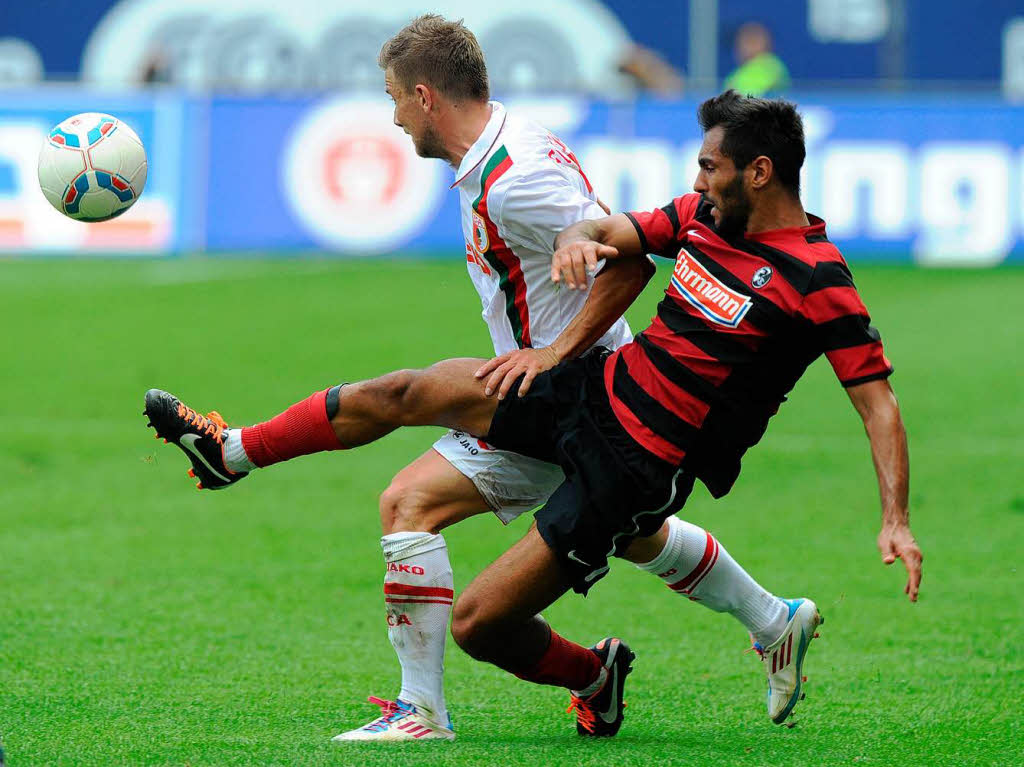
[443,101,494,168]
[745,191,809,234]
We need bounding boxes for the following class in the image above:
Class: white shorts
[432,429,566,524]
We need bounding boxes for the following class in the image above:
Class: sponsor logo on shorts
[451,431,491,455]
[670,247,752,328]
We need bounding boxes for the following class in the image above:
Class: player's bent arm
[551,214,647,290]
[548,255,654,362]
[478,256,654,399]
[846,378,922,602]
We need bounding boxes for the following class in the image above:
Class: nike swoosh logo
[687,229,709,242]
[567,551,591,567]
[597,661,620,723]
[180,433,230,483]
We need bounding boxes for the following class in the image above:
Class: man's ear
[749,155,773,190]
[415,83,432,111]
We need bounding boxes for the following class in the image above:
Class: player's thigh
[406,358,500,436]
[453,523,573,633]
[381,448,491,534]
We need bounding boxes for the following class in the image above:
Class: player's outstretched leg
[144,359,498,490]
[450,524,635,737]
[624,515,821,723]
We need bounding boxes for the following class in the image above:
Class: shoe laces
[746,635,766,661]
[363,696,411,732]
[177,403,228,443]
[566,695,599,734]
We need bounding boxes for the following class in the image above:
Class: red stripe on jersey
[476,154,532,347]
[641,318,733,386]
[628,207,676,253]
[604,350,687,465]
[620,343,711,428]
[800,285,868,323]
[384,583,455,599]
[825,342,892,385]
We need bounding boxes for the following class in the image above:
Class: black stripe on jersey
[806,260,855,293]
[635,333,722,403]
[655,299,758,366]
[661,200,681,237]
[683,242,794,336]
[805,232,829,244]
[815,314,882,351]
[624,212,650,254]
[841,368,894,388]
[612,352,700,445]
[730,237,815,295]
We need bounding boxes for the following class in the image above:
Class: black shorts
[486,348,695,595]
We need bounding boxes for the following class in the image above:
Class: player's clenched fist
[551,241,619,291]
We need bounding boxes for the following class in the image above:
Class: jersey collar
[450,101,507,190]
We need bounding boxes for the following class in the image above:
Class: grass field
[1,258,1021,766]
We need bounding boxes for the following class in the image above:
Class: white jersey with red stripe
[451,101,633,356]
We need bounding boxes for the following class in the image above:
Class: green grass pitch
[1,257,1021,766]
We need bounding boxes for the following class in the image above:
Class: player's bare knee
[379,478,436,534]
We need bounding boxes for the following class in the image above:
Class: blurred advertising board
[0,91,1021,264]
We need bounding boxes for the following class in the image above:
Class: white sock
[381,531,453,725]
[223,429,257,472]
[637,515,789,647]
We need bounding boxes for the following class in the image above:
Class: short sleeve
[624,193,702,258]
[801,260,894,387]
[495,172,606,255]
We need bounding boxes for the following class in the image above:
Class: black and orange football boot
[143,388,247,490]
[566,637,636,737]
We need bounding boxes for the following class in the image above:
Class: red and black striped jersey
[610,193,893,497]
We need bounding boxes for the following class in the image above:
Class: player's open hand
[877,522,923,602]
[475,347,561,399]
[551,241,618,291]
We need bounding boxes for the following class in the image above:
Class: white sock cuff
[223,428,257,472]
[381,531,447,562]
[635,515,686,574]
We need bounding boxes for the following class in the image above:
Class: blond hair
[378,14,489,102]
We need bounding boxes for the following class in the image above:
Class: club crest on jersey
[671,248,752,328]
[751,266,773,289]
[472,211,489,254]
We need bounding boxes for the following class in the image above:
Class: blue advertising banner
[0,91,1021,264]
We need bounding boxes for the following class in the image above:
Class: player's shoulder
[796,220,858,290]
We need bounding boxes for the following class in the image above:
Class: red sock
[241,388,342,468]
[514,630,602,690]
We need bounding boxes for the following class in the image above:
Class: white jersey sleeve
[494,170,607,256]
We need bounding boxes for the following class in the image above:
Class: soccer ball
[37,113,147,222]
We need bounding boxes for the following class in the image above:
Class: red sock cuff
[241,388,342,468]
[513,629,602,691]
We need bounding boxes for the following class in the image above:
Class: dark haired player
[145,91,920,735]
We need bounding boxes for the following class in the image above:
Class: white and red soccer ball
[37,112,147,222]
